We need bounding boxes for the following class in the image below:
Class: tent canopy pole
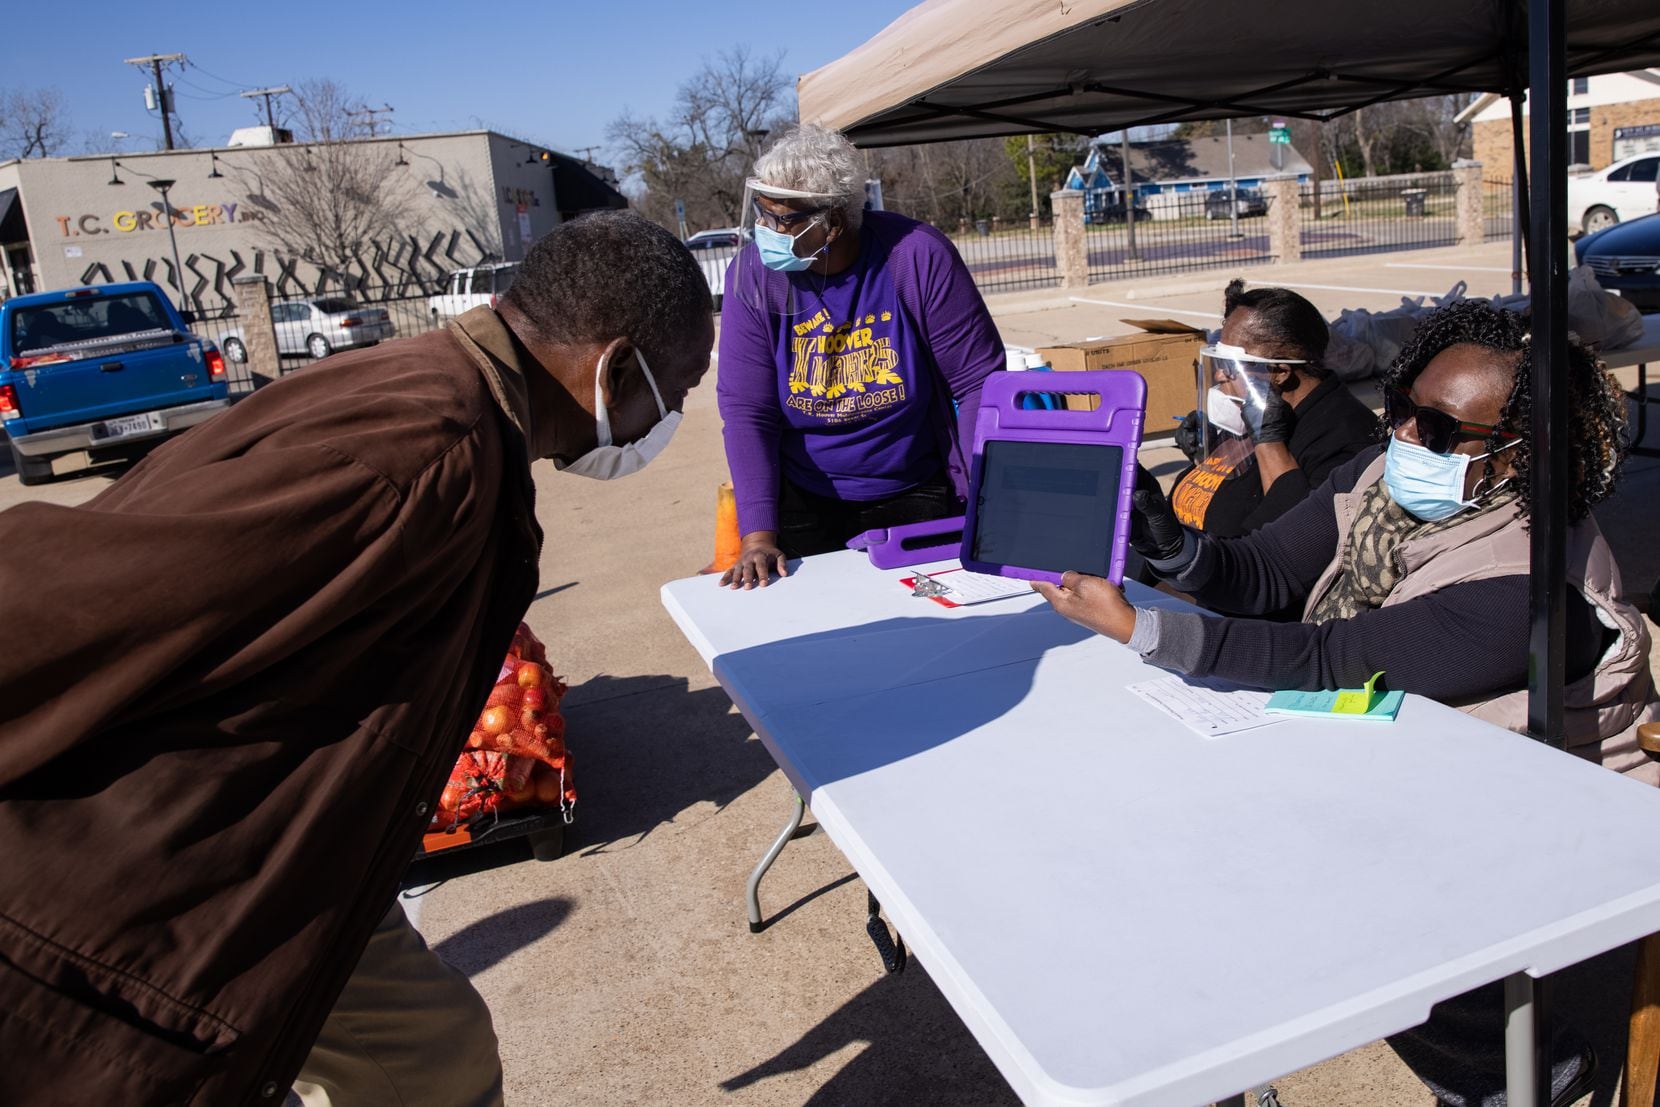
[1526,0,1569,752]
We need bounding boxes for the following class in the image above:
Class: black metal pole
[1508,95,1530,291]
[1525,0,1567,753]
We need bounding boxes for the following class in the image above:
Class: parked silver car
[220,298,396,363]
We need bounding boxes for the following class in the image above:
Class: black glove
[1243,383,1295,446]
[1129,465,1186,562]
[1172,409,1206,466]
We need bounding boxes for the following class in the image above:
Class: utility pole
[1226,117,1242,238]
[1122,130,1140,260]
[1026,134,1040,230]
[347,104,395,137]
[239,86,292,130]
[125,53,186,151]
[572,145,601,165]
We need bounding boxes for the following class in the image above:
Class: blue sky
[1,0,915,161]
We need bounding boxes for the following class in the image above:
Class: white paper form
[939,570,1035,604]
[908,567,1035,605]
[1126,675,1281,738]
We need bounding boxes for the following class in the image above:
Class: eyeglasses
[751,200,825,233]
[1385,388,1520,455]
[1210,358,1276,382]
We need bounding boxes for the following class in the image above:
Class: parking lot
[4,240,1654,1105]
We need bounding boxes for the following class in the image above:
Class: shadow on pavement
[560,673,773,853]
[719,968,1019,1106]
[431,896,575,978]
[753,869,856,934]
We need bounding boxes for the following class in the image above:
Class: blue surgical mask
[1383,435,1513,522]
[754,220,825,272]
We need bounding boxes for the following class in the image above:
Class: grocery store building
[0,129,626,314]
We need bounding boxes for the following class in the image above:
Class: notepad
[1265,672,1405,722]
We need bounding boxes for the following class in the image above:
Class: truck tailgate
[14,335,219,432]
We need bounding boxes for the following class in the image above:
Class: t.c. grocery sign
[53,201,265,238]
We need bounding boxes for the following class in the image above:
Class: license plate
[91,411,164,441]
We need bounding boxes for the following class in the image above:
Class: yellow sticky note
[1331,672,1385,715]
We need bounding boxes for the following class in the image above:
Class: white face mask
[555,347,680,480]
[1206,386,1248,438]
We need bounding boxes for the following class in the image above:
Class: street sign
[1269,125,1291,145]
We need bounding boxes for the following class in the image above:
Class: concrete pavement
[3,241,1647,1106]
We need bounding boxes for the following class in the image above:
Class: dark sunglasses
[751,200,825,232]
[1385,388,1520,455]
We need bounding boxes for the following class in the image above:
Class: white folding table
[663,551,1660,1106]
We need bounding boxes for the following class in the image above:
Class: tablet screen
[970,439,1123,577]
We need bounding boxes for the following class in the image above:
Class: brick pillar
[1264,176,1301,264]
[1050,189,1088,289]
[1454,159,1485,248]
[230,275,281,388]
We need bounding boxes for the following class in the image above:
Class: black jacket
[1182,374,1378,538]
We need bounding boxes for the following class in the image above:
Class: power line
[184,58,259,91]
[173,76,242,101]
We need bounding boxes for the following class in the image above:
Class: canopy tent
[797,0,1660,144]
[799,10,1660,1099]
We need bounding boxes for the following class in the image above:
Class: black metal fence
[1299,173,1459,259]
[186,283,448,395]
[1086,190,1274,281]
[1484,177,1517,242]
[935,217,1059,293]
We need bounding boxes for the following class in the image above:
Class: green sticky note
[1331,672,1385,715]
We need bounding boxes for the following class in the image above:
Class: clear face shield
[1194,342,1307,454]
[733,178,841,318]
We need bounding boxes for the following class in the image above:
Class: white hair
[753,123,865,230]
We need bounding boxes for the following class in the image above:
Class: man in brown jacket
[0,211,714,1106]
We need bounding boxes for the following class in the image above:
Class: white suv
[428,263,521,320]
[1568,153,1660,235]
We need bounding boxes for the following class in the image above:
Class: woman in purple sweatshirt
[717,124,1006,588]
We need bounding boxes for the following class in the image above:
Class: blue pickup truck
[1,282,231,485]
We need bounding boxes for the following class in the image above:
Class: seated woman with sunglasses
[1037,299,1658,780]
[717,124,1004,589]
[1168,280,1376,542]
[1038,299,1657,1107]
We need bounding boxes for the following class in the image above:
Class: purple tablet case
[959,370,1146,586]
[847,515,966,569]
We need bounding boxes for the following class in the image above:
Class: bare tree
[858,138,1021,226]
[609,47,795,231]
[0,87,72,160]
[1397,95,1475,169]
[252,80,419,281]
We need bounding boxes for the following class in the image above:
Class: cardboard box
[1036,320,1208,434]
